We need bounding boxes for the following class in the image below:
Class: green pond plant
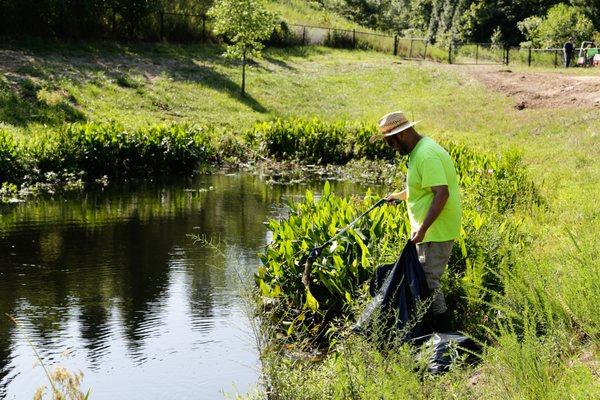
[255,133,541,347]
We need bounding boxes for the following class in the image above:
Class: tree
[208,0,276,96]
[571,0,600,31]
[459,0,562,45]
[518,4,595,47]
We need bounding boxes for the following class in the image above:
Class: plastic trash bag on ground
[412,333,480,374]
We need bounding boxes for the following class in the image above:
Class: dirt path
[455,65,600,109]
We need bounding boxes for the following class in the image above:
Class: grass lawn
[1,39,599,397]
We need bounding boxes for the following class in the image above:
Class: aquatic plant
[256,141,540,344]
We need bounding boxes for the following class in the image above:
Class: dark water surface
[0,174,368,399]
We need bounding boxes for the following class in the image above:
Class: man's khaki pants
[416,240,454,315]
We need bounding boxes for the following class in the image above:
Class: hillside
[267,0,362,29]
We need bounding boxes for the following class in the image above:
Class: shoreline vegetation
[0,119,393,202]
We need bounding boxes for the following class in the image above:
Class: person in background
[564,39,574,68]
[370,111,462,332]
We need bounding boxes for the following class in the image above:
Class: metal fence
[116,12,597,69]
[285,24,429,59]
[446,43,599,68]
[449,43,505,65]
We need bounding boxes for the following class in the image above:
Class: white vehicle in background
[576,41,600,67]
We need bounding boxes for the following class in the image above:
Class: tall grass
[7,314,90,400]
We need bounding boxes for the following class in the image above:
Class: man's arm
[411,185,449,243]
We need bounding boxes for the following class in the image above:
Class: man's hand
[411,228,426,244]
[385,190,407,204]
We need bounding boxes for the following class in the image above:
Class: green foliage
[0,123,217,185]
[0,130,20,183]
[250,119,396,164]
[256,187,410,341]
[518,4,596,48]
[490,26,503,47]
[209,0,277,60]
[459,0,562,45]
[572,0,600,30]
[256,138,541,343]
[0,0,163,38]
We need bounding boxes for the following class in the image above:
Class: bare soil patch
[458,66,600,109]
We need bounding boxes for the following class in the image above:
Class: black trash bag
[352,240,433,341]
[412,333,480,374]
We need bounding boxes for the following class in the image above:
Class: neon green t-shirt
[406,137,461,243]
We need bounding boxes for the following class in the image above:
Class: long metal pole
[302,198,386,288]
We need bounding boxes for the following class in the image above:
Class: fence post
[423,40,428,60]
[554,50,558,68]
[302,26,306,45]
[505,46,510,65]
[394,35,398,56]
[112,8,116,35]
[448,42,452,64]
[475,44,479,64]
[409,39,414,58]
[159,11,164,40]
[352,29,356,48]
[528,47,532,67]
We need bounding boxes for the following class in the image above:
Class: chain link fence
[279,24,429,59]
[103,11,599,70]
[445,42,600,68]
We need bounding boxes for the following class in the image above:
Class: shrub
[0,130,20,183]
[0,123,219,185]
[256,184,410,343]
[256,141,541,344]
[251,119,396,163]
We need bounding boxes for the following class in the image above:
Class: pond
[0,174,370,400]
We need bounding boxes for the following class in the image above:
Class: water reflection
[0,174,371,399]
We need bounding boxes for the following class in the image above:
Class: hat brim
[369,120,421,143]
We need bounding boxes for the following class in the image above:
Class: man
[370,111,462,332]
[564,40,574,68]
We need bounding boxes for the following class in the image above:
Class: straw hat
[369,111,421,143]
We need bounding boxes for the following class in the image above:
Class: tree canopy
[317,0,599,45]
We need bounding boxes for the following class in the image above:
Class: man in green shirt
[370,111,462,332]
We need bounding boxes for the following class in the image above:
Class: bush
[0,123,219,185]
[256,140,541,344]
[256,184,410,343]
[251,119,396,164]
[517,4,595,48]
[267,21,306,47]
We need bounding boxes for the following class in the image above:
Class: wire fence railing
[279,24,430,59]
[448,43,600,68]
[106,10,599,69]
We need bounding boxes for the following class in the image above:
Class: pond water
[0,174,370,400]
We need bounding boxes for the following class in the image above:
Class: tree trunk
[241,48,246,97]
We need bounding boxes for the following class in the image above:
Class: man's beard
[397,142,410,155]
